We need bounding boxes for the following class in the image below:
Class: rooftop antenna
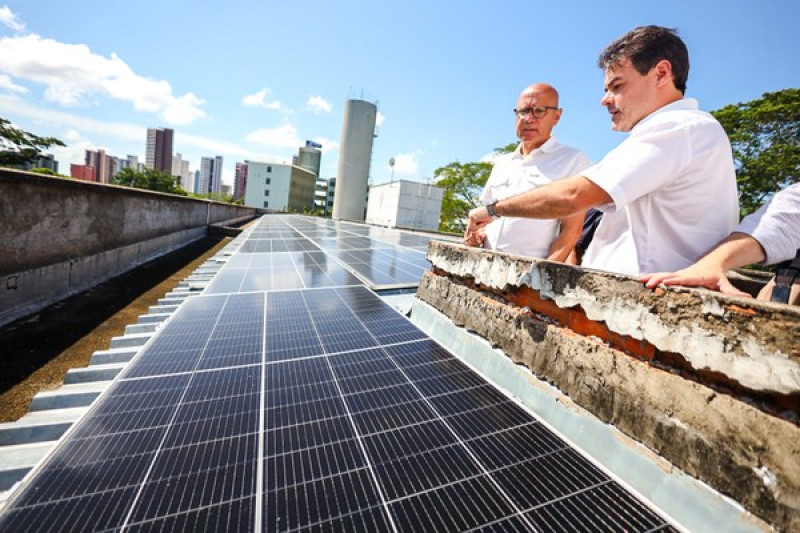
[389,157,395,183]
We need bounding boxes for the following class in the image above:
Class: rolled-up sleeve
[736,183,800,264]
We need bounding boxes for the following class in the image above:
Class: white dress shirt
[581,98,739,275]
[480,137,590,258]
[736,182,800,265]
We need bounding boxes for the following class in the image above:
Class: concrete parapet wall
[0,169,255,326]
[418,242,800,531]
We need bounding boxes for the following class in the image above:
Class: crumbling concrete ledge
[419,241,800,532]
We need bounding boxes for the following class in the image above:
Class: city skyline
[0,2,798,188]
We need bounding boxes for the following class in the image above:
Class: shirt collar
[632,97,699,132]
[514,135,560,158]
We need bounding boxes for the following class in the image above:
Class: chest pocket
[488,165,551,199]
[516,169,550,194]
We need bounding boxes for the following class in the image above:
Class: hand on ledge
[640,261,751,298]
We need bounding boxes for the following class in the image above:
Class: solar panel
[0,279,678,532]
[0,216,679,532]
[254,216,442,289]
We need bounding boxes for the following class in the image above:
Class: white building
[244,161,316,212]
[172,153,193,192]
[365,180,444,232]
[198,156,223,194]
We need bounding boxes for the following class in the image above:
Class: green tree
[0,117,65,167]
[112,167,186,195]
[434,161,493,232]
[495,141,518,154]
[712,88,799,216]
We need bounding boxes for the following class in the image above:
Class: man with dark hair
[466,26,739,275]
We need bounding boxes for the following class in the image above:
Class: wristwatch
[485,201,500,220]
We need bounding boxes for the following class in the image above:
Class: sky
[0,1,798,188]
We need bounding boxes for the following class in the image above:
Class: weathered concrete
[419,242,800,532]
[0,169,256,327]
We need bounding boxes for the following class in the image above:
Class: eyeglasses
[513,106,559,119]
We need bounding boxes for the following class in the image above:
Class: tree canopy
[112,167,187,195]
[712,88,799,216]
[434,143,517,232]
[0,117,65,167]
[434,161,494,232]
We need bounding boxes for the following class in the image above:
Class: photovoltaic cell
[0,216,679,533]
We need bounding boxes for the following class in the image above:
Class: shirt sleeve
[581,119,691,212]
[735,183,800,264]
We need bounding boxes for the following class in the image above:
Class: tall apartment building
[172,153,192,192]
[85,149,117,184]
[234,162,248,200]
[244,161,315,211]
[145,128,173,173]
[198,156,223,194]
[118,155,143,173]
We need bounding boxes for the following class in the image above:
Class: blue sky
[0,1,798,188]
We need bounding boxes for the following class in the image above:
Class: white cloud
[245,122,302,149]
[242,88,290,113]
[0,34,206,125]
[0,73,26,93]
[0,6,24,32]
[179,132,251,157]
[376,111,385,128]
[306,95,331,114]
[0,94,144,140]
[49,129,93,170]
[0,94,258,171]
[391,150,421,175]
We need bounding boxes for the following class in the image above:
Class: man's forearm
[493,177,598,219]
[699,232,766,271]
[468,175,611,234]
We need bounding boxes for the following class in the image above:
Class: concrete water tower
[332,99,377,221]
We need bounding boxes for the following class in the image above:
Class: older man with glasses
[466,26,739,276]
[465,83,591,261]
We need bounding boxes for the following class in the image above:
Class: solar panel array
[206,216,438,292]
[0,215,679,532]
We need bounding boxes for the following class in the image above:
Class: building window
[264,190,270,196]
[263,201,269,208]
[267,166,272,173]
[266,178,271,184]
